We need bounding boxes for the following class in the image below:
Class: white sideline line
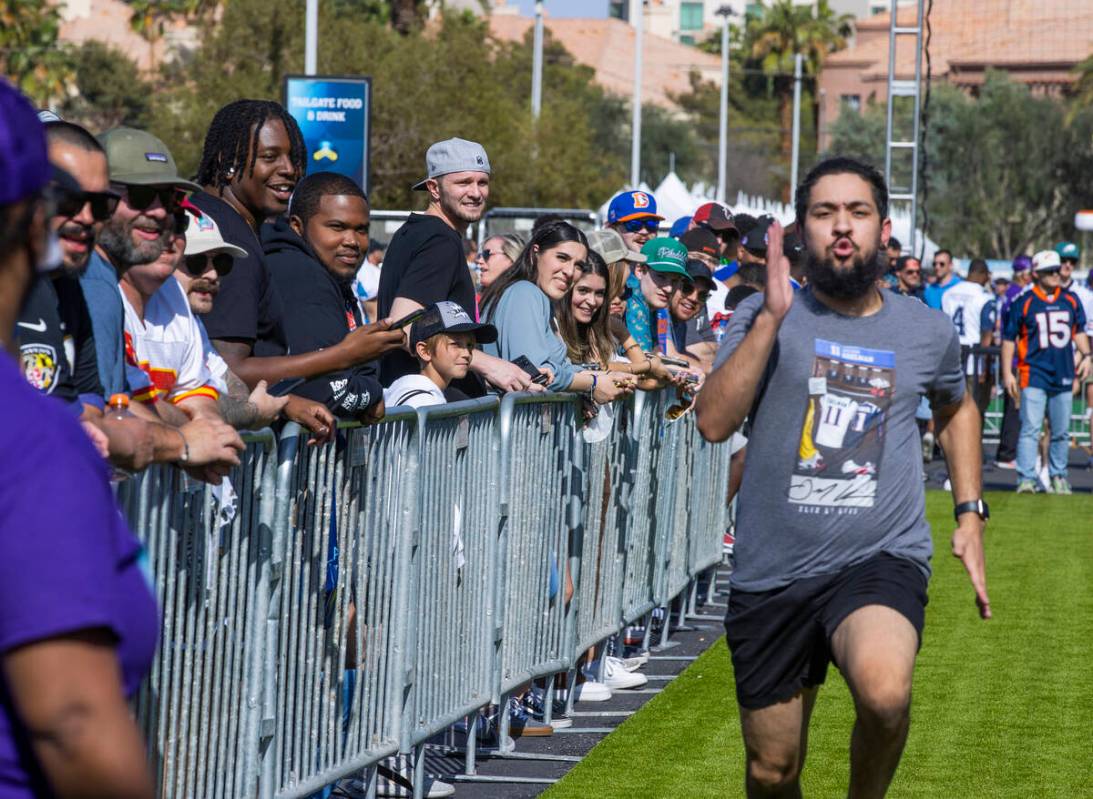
[570,710,635,717]
[648,655,697,661]
[554,727,615,734]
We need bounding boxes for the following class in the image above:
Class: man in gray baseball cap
[376,137,539,395]
[411,137,491,191]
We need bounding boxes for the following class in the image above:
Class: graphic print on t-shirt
[790,339,895,511]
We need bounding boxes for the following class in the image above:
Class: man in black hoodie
[263,172,386,420]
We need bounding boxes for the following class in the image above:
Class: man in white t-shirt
[120,228,222,424]
[941,258,994,414]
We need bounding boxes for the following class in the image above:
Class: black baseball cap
[680,227,719,259]
[742,215,775,255]
[409,301,497,349]
[684,259,716,292]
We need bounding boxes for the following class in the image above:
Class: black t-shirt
[189,191,288,357]
[377,213,482,395]
[17,273,102,407]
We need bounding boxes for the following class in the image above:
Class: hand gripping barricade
[121,388,734,799]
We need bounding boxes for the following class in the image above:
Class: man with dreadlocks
[189,99,402,435]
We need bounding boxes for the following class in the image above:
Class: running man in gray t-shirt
[695,156,991,799]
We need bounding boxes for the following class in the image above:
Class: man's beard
[56,219,95,275]
[98,216,170,268]
[441,192,484,225]
[805,243,885,300]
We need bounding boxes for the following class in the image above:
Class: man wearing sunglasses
[924,248,961,310]
[667,259,718,373]
[17,122,115,420]
[80,127,199,404]
[606,190,663,256]
[893,255,924,299]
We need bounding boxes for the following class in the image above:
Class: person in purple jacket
[0,80,158,799]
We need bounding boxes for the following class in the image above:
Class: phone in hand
[511,355,549,385]
[390,307,428,329]
[655,354,691,368]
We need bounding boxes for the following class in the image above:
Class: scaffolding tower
[884,0,926,255]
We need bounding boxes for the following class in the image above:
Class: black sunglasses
[52,187,120,222]
[478,249,496,260]
[116,183,180,212]
[621,219,659,233]
[183,252,234,277]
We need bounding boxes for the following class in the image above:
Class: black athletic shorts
[724,551,928,710]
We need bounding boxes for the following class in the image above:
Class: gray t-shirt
[714,288,964,591]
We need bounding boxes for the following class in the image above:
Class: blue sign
[283,75,371,193]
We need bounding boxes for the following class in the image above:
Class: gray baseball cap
[411,137,491,191]
[586,228,646,264]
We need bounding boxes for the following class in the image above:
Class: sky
[512,0,610,18]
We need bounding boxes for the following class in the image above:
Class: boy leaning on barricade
[384,301,498,409]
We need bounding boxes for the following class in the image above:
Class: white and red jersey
[121,276,219,405]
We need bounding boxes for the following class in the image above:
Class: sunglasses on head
[116,183,181,212]
[621,218,659,234]
[183,252,234,277]
[51,186,120,222]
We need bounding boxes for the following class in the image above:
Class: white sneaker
[569,680,612,702]
[616,652,649,672]
[585,659,647,690]
[336,763,455,799]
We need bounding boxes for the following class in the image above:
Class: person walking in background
[1002,250,1091,494]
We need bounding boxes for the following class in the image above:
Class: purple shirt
[0,357,158,798]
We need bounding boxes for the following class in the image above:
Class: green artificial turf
[544,491,1093,799]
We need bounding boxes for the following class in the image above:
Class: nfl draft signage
[283,75,372,194]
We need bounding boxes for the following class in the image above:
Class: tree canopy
[828,71,1093,259]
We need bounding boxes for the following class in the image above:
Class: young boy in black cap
[384,301,497,408]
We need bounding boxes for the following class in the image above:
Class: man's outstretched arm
[935,392,991,620]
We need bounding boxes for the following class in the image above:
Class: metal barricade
[495,392,583,696]
[124,430,276,799]
[687,418,734,576]
[403,398,501,747]
[620,390,664,625]
[655,407,696,608]
[123,387,736,799]
[574,400,636,656]
[267,414,418,799]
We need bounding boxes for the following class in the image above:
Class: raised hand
[763,221,794,321]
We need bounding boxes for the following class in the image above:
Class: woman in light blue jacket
[480,221,634,403]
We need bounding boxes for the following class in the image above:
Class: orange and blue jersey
[1003,286,1086,393]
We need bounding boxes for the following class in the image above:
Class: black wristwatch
[954,499,990,522]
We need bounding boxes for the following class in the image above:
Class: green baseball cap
[1054,241,1080,260]
[97,127,201,192]
[639,236,689,277]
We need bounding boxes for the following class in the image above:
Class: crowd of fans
[2,76,1092,799]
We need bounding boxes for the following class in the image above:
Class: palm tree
[746,0,852,185]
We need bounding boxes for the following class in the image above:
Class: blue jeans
[1016,387,1072,481]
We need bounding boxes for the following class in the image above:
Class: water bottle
[107,393,133,482]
